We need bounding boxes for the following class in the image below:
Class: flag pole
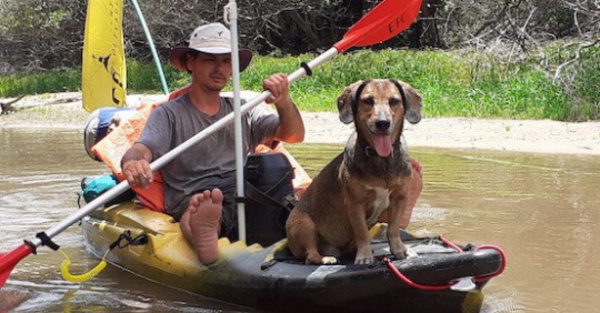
[224,1,247,242]
[128,0,169,95]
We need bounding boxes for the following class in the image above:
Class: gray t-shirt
[137,93,279,215]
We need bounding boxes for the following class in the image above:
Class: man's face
[188,52,232,91]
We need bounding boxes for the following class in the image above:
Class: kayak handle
[383,236,507,291]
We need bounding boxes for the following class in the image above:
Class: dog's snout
[375,119,391,131]
[373,109,391,132]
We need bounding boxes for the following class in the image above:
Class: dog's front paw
[322,256,339,264]
[354,251,374,264]
[392,250,407,259]
[354,255,374,264]
[305,253,339,265]
[390,240,408,260]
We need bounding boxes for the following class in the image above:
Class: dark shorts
[167,185,239,241]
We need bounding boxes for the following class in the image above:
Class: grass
[572,47,600,120]
[0,47,596,121]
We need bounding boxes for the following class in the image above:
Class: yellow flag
[82,0,127,112]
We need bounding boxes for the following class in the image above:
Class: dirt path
[2,93,599,155]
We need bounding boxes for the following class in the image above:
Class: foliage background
[0,0,598,120]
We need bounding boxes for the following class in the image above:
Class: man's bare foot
[187,189,223,265]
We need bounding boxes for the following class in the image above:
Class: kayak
[81,202,504,313]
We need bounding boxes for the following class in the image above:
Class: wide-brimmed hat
[169,23,253,72]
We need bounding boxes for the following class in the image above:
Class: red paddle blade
[0,268,10,287]
[0,243,33,289]
[0,265,9,287]
[334,0,422,52]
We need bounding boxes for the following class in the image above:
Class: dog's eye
[389,98,400,106]
[363,97,374,106]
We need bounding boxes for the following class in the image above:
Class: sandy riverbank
[2,93,599,155]
[303,113,600,155]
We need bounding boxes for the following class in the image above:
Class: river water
[1,128,599,312]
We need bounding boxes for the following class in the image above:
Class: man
[120,22,305,265]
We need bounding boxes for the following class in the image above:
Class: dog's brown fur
[286,79,422,265]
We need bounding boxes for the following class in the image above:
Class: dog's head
[337,79,422,157]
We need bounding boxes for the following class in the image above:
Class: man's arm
[262,73,305,143]
[121,143,154,188]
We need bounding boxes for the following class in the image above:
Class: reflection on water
[1,129,600,312]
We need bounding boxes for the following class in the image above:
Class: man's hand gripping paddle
[0,0,422,288]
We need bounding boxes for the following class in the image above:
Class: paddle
[0,0,422,288]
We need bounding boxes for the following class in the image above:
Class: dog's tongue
[372,135,392,157]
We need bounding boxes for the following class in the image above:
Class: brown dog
[286,79,422,265]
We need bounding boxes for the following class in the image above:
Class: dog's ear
[336,80,363,124]
[391,80,422,124]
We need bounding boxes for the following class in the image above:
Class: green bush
[0,70,81,96]
[0,48,594,121]
[573,47,600,121]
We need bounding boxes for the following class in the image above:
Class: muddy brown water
[1,128,599,312]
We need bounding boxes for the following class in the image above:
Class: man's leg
[180,189,223,265]
[378,158,423,228]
